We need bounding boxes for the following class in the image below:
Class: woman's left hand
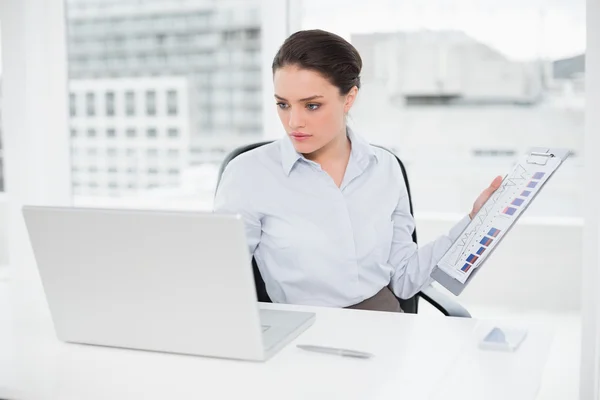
[469,176,503,220]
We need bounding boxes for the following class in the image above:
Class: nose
[288,109,305,130]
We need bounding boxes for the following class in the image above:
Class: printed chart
[437,154,562,284]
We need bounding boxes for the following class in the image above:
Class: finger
[483,176,502,195]
[477,176,503,200]
[490,175,503,188]
[481,178,501,198]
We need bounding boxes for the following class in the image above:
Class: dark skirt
[345,286,403,313]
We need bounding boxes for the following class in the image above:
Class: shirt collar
[280,134,303,176]
[347,126,378,168]
[279,126,379,176]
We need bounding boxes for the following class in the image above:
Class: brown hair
[272,29,362,95]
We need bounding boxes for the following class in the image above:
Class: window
[245,28,259,40]
[167,149,180,157]
[86,92,95,116]
[147,168,159,174]
[108,167,118,173]
[167,89,178,115]
[69,93,77,116]
[127,167,137,174]
[176,34,192,44]
[107,148,118,156]
[108,182,118,189]
[87,128,96,138]
[125,91,135,116]
[299,0,584,219]
[157,53,168,66]
[87,148,97,156]
[71,129,77,137]
[105,91,115,116]
[137,53,148,65]
[147,149,158,157]
[223,30,241,43]
[146,90,156,116]
[155,33,166,45]
[168,168,180,175]
[64,0,264,206]
[112,34,125,47]
[88,166,98,173]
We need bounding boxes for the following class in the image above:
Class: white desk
[0,285,553,400]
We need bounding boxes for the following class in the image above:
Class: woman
[214,29,501,312]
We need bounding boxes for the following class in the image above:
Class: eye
[306,103,320,111]
[276,102,289,110]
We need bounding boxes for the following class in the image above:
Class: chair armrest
[418,285,471,318]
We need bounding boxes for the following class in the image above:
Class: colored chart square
[532,172,545,180]
[488,228,500,237]
[466,254,479,263]
[527,181,538,189]
[521,190,531,197]
[477,247,486,255]
[512,198,525,206]
[461,263,471,272]
[503,207,517,216]
[480,237,493,246]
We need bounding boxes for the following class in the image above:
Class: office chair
[216,141,471,318]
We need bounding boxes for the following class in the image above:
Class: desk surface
[0,286,553,400]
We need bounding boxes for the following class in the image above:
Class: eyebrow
[274,94,324,102]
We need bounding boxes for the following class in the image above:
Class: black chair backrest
[216,141,420,313]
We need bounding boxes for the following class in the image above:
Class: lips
[290,132,311,142]
[290,131,311,138]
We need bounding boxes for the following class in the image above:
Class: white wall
[580,0,600,397]
[0,0,72,323]
[0,196,8,266]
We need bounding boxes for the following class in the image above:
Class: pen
[296,344,374,359]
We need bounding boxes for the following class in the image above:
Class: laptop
[22,205,315,361]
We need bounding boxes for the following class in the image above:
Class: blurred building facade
[69,77,191,196]
[352,30,546,106]
[66,0,262,195]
